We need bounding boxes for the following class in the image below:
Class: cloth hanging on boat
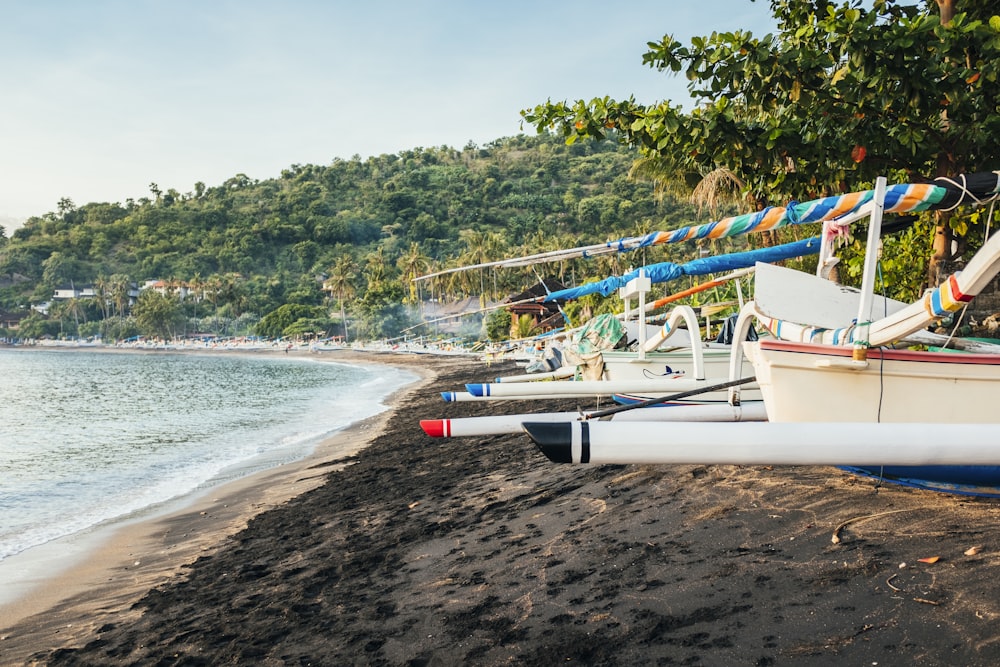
[716,313,758,345]
[561,314,626,380]
[525,346,564,374]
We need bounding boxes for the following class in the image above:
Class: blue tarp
[543,236,822,302]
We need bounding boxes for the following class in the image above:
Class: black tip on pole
[522,422,573,463]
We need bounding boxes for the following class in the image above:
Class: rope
[934,172,1000,211]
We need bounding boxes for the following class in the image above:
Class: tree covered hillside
[0,134,703,341]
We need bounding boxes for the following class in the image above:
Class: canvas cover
[562,314,626,380]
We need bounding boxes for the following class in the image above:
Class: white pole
[856,177,887,327]
[637,269,647,360]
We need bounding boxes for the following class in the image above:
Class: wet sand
[4,352,1000,665]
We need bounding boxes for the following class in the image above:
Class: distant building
[0,309,27,330]
[505,279,568,335]
[142,279,193,300]
[419,296,496,334]
[53,285,83,300]
[52,284,102,300]
[50,283,140,306]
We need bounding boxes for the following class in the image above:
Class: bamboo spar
[646,267,753,311]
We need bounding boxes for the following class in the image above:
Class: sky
[0,0,778,226]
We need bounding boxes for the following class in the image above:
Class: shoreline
[0,349,437,662]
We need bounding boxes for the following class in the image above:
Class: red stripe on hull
[758,339,1000,366]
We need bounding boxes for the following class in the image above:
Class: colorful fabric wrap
[924,274,974,318]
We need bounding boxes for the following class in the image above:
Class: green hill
[0,134,707,342]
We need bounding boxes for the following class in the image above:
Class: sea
[0,348,418,599]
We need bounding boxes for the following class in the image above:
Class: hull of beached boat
[745,339,1000,423]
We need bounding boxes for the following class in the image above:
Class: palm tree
[324,255,357,343]
[629,157,747,216]
[481,232,510,302]
[422,259,445,305]
[364,248,387,287]
[396,242,431,306]
[208,274,241,335]
[627,155,692,204]
[93,275,111,321]
[689,167,746,216]
[457,230,493,303]
[109,274,131,322]
[204,274,224,333]
[223,276,249,318]
[48,299,68,337]
[189,272,203,321]
[64,297,84,334]
[444,254,476,301]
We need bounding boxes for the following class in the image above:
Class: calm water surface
[0,349,417,562]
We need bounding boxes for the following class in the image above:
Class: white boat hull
[745,339,1000,423]
[524,421,1000,465]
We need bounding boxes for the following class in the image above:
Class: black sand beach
[4,352,1000,665]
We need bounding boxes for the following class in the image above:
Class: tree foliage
[484,309,512,342]
[0,135,696,340]
[525,1,999,197]
[133,290,187,339]
[522,0,1000,286]
[255,304,329,339]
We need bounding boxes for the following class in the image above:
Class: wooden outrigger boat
[731,175,1000,418]
[439,275,765,407]
[520,172,1000,495]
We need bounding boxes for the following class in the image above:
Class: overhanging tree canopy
[522,0,1000,280]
